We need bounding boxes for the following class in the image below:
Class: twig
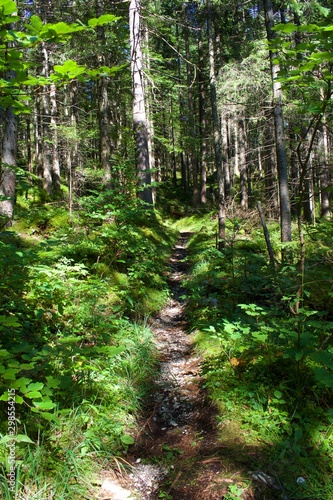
[166,470,182,495]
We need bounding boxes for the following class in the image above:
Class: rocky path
[99,232,226,500]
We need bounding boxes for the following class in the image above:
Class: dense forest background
[1,0,333,498]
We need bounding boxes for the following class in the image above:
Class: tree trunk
[263,0,292,243]
[98,76,112,187]
[318,124,331,219]
[258,201,275,271]
[0,108,17,224]
[185,25,199,207]
[222,109,231,199]
[96,0,113,187]
[198,30,207,204]
[238,113,248,210]
[129,0,153,206]
[289,128,299,218]
[208,0,225,248]
[40,44,60,196]
[144,25,156,204]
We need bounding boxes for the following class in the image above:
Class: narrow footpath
[98,232,242,500]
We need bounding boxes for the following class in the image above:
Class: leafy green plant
[224,483,247,500]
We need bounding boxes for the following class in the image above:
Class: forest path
[98,232,236,500]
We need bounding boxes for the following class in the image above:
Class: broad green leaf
[26,15,43,35]
[25,391,42,399]
[298,24,320,33]
[21,75,49,86]
[95,346,124,356]
[8,360,20,368]
[313,367,333,388]
[53,60,86,78]
[15,377,33,391]
[19,363,35,370]
[224,323,236,335]
[310,351,333,370]
[0,0,17,17]
[57,335,83,344]
[33,401,56,410]
[295,351,304,362]
[252,331,268,343]
[46,376,61,388]
[40,21,83,39]
[0,434,35,444]
[2,368,20,379]
[41,387,52,396]
[0,349,11,360]
[273,23,298,34]
[26,382,44,392]
[87,64,127,78]
[0,315,20,327]
[88,14,120,28]
[120,434,134,446]
[15,434,35,444]
[36,412,60,423]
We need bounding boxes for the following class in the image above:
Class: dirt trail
[98,232,248,500]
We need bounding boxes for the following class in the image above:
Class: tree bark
[208,0,225,248]
[129,0,153,206]
[258,201,275,271]
[0,108,17,224]
[222,109,231,199]
[318,124,331,219]
[263,0,292,243]
[40,44,60,195]
[198,30,207,204]
[184,23,199,207]
[238,112,248,210]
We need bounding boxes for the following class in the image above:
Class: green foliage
[272,21,333,116]
[184,216,333,498]
[0,1,123,111]
[0,197,175,497]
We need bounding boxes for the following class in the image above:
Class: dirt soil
[98,232,273,500]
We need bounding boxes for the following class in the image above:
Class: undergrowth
[183,212,333,499]
[0,193,177,498]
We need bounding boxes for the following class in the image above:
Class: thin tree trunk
[319,124,331,219]
[238,113,248,210]
[222,109,231,199]
[144,26,156,204]
[263,0,292,243]
[258,201,275,271]
[0,108,17,224]
[41,44,60,196]
[98,76,112,186]
[198,31,207,204]
[50,81,60,192]
[208,0,225,248]
[96,0,112,187]
[289,127,299,218]
[185,26,199,207]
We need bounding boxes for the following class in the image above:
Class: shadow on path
[98,232,281,500]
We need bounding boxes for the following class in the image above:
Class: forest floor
[97,232,261,500]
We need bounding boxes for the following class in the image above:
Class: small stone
[101,479,132,499]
